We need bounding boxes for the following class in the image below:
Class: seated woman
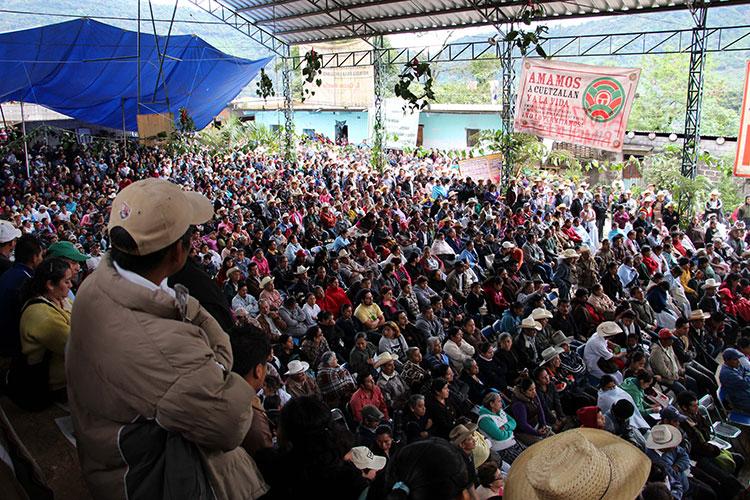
[404,394,431,443]
[425,377,458,439]
[349,372,389,423]
[17,257,73,405]
[510,377,553,445]
[348,332,377,378]
[476,392,526,465]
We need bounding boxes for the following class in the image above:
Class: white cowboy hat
[502,241,516,249]
[505,428,650,500]
[551,330,574,346]
[374,352,399,368]
[338,249,350,258]
[701,278,720,289]
[295,265,309,275]
[645,424,683,450]
[520,317,543,331]
[260,276,275,288]
[596,321,623,337]
[689,309,711,320]
[227,266,242,276]
[285,360,310,376]
[531,308,553,321]
[540,346,563,365]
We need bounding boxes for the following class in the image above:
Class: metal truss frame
[185,0,290,57]
[288,25,750,69]
[372,35,386,172]
[680,3,709,182]
[500,39,515,189]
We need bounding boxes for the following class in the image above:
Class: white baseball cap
[349,446,387,471]
[0,220,22,244]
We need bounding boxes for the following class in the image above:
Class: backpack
[6,298,54,411]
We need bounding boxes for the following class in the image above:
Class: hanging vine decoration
[178,107,195,133]
[394,58,436,113]
[505,1,549,58]
[256,68,275,100]
[301,49,323,102]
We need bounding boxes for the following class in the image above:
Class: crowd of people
[2,135,750,499]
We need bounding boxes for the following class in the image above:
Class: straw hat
[561,249,578,259]
[701,278,720,289]
[520,317,543,331]
[540,346,563,365]
[285,360,310,376]
[596,321,623,337]
[645,424,683,450]
[449,423,478,446]
[531,308,553,320]
[260,276,275,288]
[689,309,711,320]
[227,266,242,276]
[552,330,574,346]
[374,352,398,368]
[505,428,650,500]
[295,265,309,275]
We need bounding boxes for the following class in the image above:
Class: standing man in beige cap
[66,179,268,500]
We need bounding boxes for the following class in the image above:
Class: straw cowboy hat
[689,309,711,321]
[540,346,564,366]
[531,308,553,321]
[260,276,275,288]
[645,424,683,450]
[505,428,650,500]
[596,321,623,337]
[449,423,478,446]
[285,360,310,376]
[701,278,720,289]
[373,352,398,368]
[227,266,242,276]
[552,330,574,346]
[520,317,543,331]
[561,249,579,259]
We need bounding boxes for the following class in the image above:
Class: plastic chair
[331,408,349,431]
[481,326,494,339]
[492,319,504,333]
[697,394,739,446]
[717,387,750,428]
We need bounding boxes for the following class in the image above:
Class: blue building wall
[419,112,503,150]
[245,109,502,149]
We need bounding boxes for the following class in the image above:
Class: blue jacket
[646,446,690,500]
[719,364,750,412]
[499,309,521,337]
[0,263,34,357]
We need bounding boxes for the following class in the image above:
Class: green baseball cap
[47,241,89,262]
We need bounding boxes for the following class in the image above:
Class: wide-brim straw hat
[701,278,720,289]
[531,307,553,321]
[285,360,310,376]
[505,428,650,500]
[520,317,543,331]
[561,249,578,259]
[374,352,398,368]
[260,276,275,288]
[689,309,711,320]
[540,346,563,365]
[597,321,623,337]
[645,424,683,450]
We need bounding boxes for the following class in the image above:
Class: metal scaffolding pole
[500,38,515,189]
[282,56,296,166]
[680,3,708,182]
[372,35,386,173]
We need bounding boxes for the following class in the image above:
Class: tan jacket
[650,342,681,382]
[67,256,268,499]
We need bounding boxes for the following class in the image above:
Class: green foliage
[301,49,323,103]
[475,130,545,169]
[627,53,741,136]
[641,145,712,219]
[504,2,549,58]
[194,117,283,155]
[255,68,275,100]
[178,107,195,133]
[394,59,436,113]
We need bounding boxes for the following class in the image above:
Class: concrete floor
[1,397,91,500]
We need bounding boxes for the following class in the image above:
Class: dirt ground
[1,397,91,500]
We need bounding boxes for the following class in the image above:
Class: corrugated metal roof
[216,0,747,45]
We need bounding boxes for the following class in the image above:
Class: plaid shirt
[316,366,355,409]
[401,360,430,392]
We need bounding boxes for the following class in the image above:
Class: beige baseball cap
[108,178,213,256]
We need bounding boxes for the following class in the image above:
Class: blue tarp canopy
[0,19,272,131]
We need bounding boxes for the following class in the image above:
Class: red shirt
[349,386,389,422]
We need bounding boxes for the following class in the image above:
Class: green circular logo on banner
[583,77,626,122]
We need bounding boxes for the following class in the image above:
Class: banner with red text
[514,59,641,152]
[734,61,750,177]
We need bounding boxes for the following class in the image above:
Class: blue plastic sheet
[0,19,272,131]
